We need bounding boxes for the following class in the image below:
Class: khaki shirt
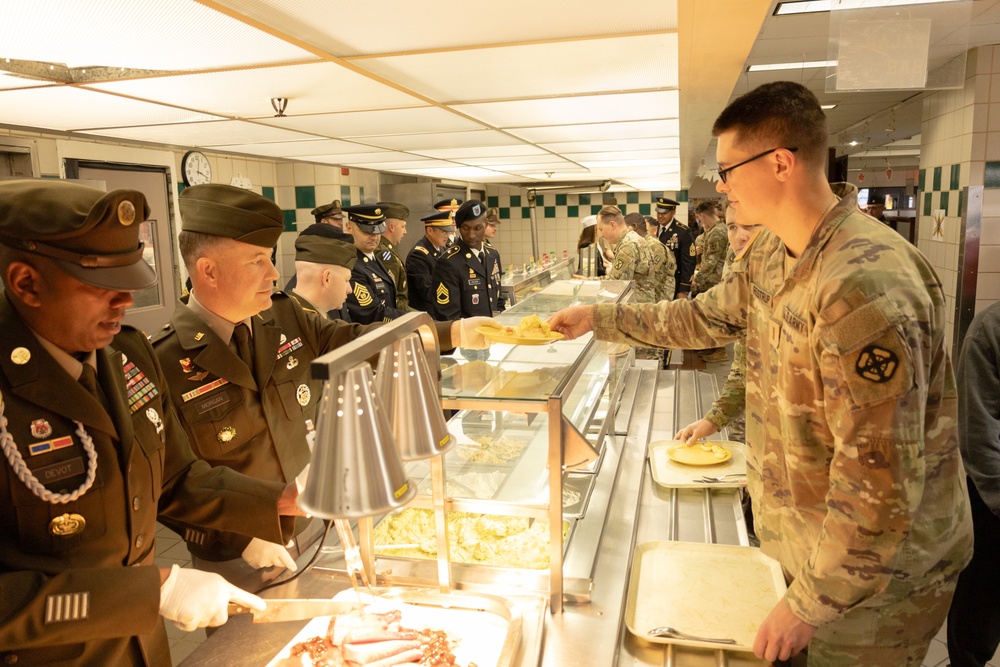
[644,235,676,302]
[607,229,656,303]
[594,183,972,626]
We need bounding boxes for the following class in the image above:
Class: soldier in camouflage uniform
[597,205,656,303]
[375,201,411,312]
[691,201,731,362]
[642,215,676,302]
[551,81,972,667]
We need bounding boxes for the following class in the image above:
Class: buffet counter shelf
[500,257,575,306]
[181,369,767,667]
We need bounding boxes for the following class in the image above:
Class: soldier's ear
[195,255,219,288]
[4,260,44,308]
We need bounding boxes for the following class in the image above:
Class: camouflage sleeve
[784,294,952,626]
[593,262,747,349]
[704,339,746,429]
[697,229,729,291]
[607,243,637,281]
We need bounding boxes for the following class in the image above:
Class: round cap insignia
[118,200,136,226]
[11,347,31,365]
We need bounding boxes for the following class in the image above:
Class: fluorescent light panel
[747,60,837,71]
[775,0,963,16]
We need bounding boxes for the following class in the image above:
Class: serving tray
[649,439,747,489]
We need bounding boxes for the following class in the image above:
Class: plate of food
[665,441,732,466]
[476,314,565,345]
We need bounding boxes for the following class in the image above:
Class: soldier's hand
[548,306,595,340]
[159,564,265,631]
[753,598,817,662]
[674,419,718,445]
[278,481,307,516]
[454,317,501,349]
[242,537,298,572]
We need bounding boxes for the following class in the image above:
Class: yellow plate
[666,443,732,466]
[475,325,565,346]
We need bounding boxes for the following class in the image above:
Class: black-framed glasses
[717,147,798,184]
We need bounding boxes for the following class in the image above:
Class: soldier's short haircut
[597,205,623,223]
[623,212,645,230]
[178,230,231,272]
[712,81,828,167]
[695,201,720,215]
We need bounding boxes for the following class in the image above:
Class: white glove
[242,537,298,572]
[455,317,502,350]
[159,564,264,632]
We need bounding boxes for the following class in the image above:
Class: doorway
[64,160,179,334]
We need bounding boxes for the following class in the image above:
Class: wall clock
[181,150,212,186]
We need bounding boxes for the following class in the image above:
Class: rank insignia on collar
[30,419,53,439]
[217,426,236,443]
[187,370,209,382]
[296,384,311,406]
[179,358,194,373]
[194,332,205,341]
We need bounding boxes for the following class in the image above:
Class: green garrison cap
[378,201,409,220]
[343,204,386,234]
[180,184,284,248]
[0,179,156,291]
[295,227,357,269]
[311,199,343,222]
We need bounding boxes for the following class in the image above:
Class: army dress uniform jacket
[0,297,291,667]
[347,251,407,325]
[659,220,695,295]
[432,239,503,320]
[376,237,409,311]
[691,222,729,296]
[607,229,656,304]
[644,234,676,302]
[594,183,973,633]
[405,237,440,313]
[151,293,381,561]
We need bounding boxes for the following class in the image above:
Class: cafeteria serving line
[3,1,1000,667]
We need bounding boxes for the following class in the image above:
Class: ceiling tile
[510,119,680,144]
[255,107,484,137]
[455,91,679,128]
[296,151,428,165]
[393,165,520,181]
[459,154,574,167]
[81,120,316,147]
[0,73,50,91]
[358,130,530,151]
[413,145,549,159]
[210,139,383,158]
[337,159,459,171]
[541,137,681,153]
[565,149,680,163]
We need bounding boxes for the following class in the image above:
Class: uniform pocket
[178,387,253,461]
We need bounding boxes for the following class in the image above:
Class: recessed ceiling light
[849,140,859,146]
[821,104,837,110]
[747,60,837,72]
[775,0,962,16]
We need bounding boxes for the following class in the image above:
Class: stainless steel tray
[265,587,522,667]
[624,541,786,652]
[561,472,596,519]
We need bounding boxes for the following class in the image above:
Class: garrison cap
[486,207,500,222]
[311,199,343,223]
[434,198,463,212]
[343,204,386,234]
[180,184,283,248]
[295,228,357,270]
[0,179,156,291]
[420,210,456,231]
[378,201,409,220]
[655,197,679,212]
[454,199,486,228]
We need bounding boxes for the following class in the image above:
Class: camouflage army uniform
[376,236,410,311]
[692,222,729,295]
[607,229,656,303]
[644,234,676,302]
[593,183,973,664]
[704,252,746,439]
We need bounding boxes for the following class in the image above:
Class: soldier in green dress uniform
[375,201,411,312]
[288,228,357,318]
[0,180,301,667]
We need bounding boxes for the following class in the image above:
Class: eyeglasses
[717,147,798,184]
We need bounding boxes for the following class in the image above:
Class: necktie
[232,323,254,368]
[477,251,485,267]
[78,363,99,397]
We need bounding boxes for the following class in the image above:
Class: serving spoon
[648,626,737,644]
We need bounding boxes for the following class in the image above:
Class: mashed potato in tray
[497,314,552,339]
[374,508,569,569]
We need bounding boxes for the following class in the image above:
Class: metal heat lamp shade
[375,332,454,461]
[298,362,416,518]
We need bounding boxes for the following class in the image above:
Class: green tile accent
[626,191,639,204]
[918,169,926,191]
[932,166,942,192]
[639,203,651,215]
[177,183,186,195]
[544,206,556,218]
[986,161,1000,189]
[487,195,499,207]
[651,191,663,199]
[591,204,602,215]
[282,210,297,232]
[340,185,351,207]
[261,186,275,202]
[619,205,627,214]
[923,192,932,216]
[958,190,964,218]
[295,186,315,209]
[678,190,689,202]
[567,205,579,217]
[510,195,521,207]
[521,207,531,218]
[940,191,950,216]
[360,187,364,201]
[499,207,511,219]
[535,194,544,206]
[578,193,590,205]
[555,194,567,206]
[950,164,961,190]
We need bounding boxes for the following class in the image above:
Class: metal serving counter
[181,368,769,667]
[500,257,575,306]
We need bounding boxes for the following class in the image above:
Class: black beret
[378,201,409,220]
[454,199,486,228]
[655,197,679,211]
[343,204,386,234]
[0,179,156,291]
[180,184,284,248]
[433,198,463,212]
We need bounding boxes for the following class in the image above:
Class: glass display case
[365,279,633,612]
[500,256,576,306]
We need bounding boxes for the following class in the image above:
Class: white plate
[649,440,747,489]
[624,541,786,652]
